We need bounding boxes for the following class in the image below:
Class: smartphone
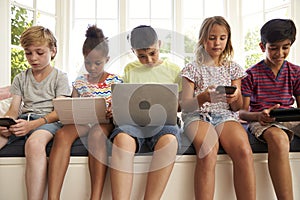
[215,86,237,94]
[0,117,17,128]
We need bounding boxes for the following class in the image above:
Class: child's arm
[0,95,22,137]
[239,96,280,125]
[71,87,80,97]
[226,79,243,111]
[177,91,182,112]
[180,77,210,112]
[0,96,22,136]
[3,95,22,119]
[9,94,68,137]
[239,96,258,122]
[296,96,300,108]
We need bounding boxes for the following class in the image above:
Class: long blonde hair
[194,16,233,66]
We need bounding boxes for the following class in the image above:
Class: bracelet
[42,116,48,124]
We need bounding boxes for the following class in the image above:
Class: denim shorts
[7,113,62,144]
[183,112,239,129]
[109,124,181,153]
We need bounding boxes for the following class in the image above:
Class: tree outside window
[10,5,32,83]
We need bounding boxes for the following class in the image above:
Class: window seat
[1,124,300,157]
[1,127,300,200]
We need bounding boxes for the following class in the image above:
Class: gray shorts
[7,113,62,144]
[248,121,300,142]
[110,124,181,153]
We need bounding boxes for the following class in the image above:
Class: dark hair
[82,25,109,57]
[260,19,296,45]
[128,25,158,49]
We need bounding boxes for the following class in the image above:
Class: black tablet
[269,108,300,122]
[216,86,237,94]
[0,117,17,128]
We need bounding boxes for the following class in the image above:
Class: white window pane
[74,0,96,18]
[265,0,290,9]
[14,0,33,7]
[182,19,200,50]
[37,0,56,14]
[106,31,128,75]
[150,19,172,31]
[183,0,203,19]
[128,19,151,30]
[96,19,119,38]
[70,20,96,77]
[242,14,263,38]
[265,8,290,21]
[241,0,263,15]
[97,0,118,18]
[151,0,172,18]
[36,14,56,32]
[129,0,150,18]
[204,0,224,17]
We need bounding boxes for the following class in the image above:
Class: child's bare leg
[0,135,8,149]
[144,134,177,200]
[88,124,112,200]
[48,125,88,200]
[25,131,53,200]
[218,121,256,200]
[185,121,219,200]
[110,133,136,200]
[264,127,293,200]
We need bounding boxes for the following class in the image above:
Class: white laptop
[111,83,178,127]
[53,97,109,125]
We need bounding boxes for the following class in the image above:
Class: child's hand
[206,86,226,103]
[258,104,280,125]
[106,102,113,119]
[9,119,32,137]
[225,86,240,104]
[0,126,12,138]
[106,109,113,119]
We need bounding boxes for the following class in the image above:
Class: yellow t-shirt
[123,59,182,92]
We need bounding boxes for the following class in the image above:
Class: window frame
[0,0,299,86]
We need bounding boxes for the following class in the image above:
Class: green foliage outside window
[10,5,32,83]
[244,27,262,69]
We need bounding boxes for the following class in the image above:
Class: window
[70,0,119,80]
[10,0,57,82]
[181,0,225,64]
[0,0,299,85]
[241,0,291,68]
[70,0,225,78]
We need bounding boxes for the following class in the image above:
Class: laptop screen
[111,83,178,127]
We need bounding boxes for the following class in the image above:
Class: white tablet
[53,97,109,125]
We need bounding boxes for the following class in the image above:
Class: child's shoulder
[286,61,300,70]
[125,60,141,67]
[106,73,123,82]
[13,68,32,81]
[161,59,181,70]
[245,60,265,72]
